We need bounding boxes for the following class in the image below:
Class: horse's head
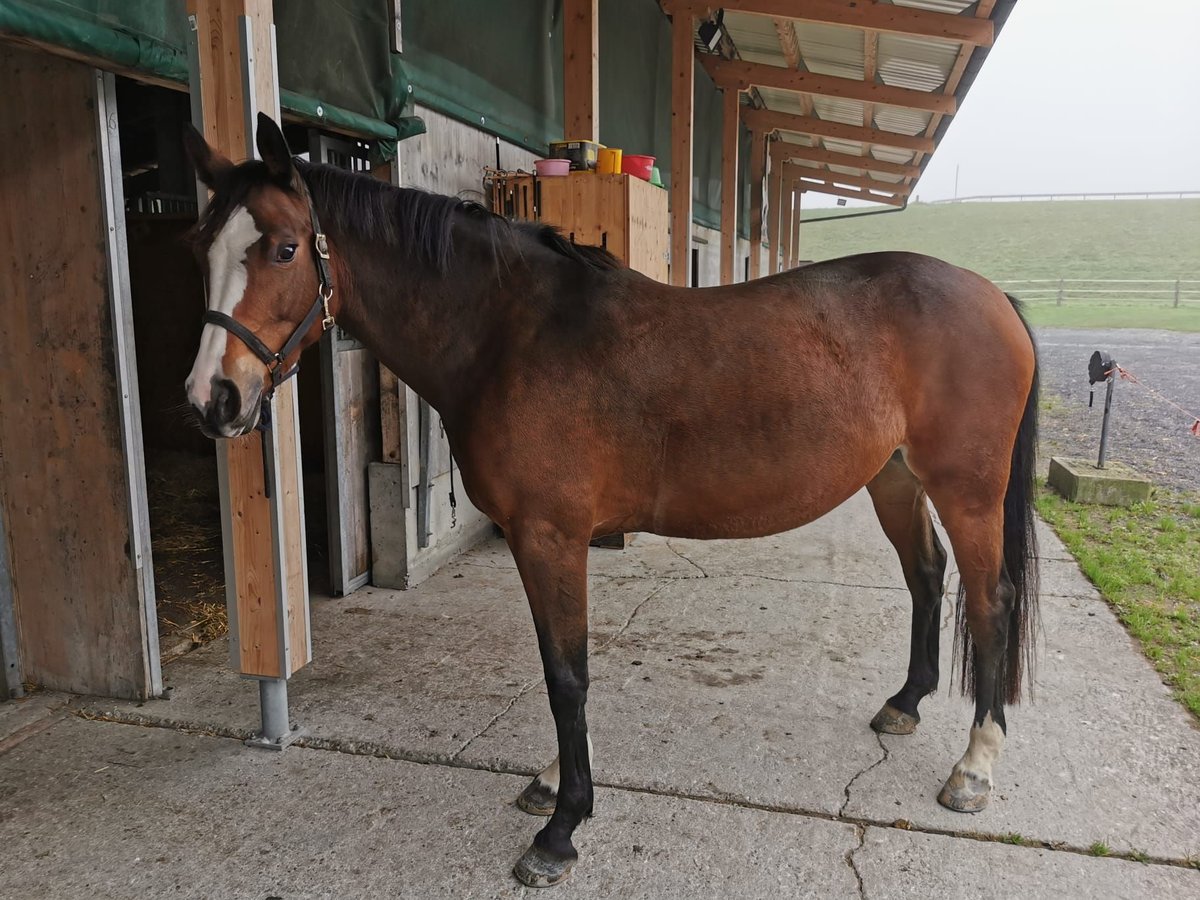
[183,114,332,438]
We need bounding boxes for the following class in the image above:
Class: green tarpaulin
[0,0,424,151]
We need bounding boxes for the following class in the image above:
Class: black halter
[202,182,335,420]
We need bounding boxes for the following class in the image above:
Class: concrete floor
[2,492,1198,899]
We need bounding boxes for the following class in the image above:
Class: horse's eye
[276,244,298,263]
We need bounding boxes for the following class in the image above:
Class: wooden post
[1057,277,1064,306]
[563,0,599,142]
[779,180,794,272]
[790,185,802,267]
[669,10,694,286]
[187,0,311,689]
[1174,278,1181,308]
[720,88,740,284]
[766,150,782,275]
[749,130,765,280]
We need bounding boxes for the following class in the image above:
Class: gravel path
[1034,327,1200,495]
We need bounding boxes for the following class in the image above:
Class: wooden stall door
[310,133,379,595]
[0,46,160,698]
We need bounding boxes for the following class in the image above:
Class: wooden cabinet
[490,172,669,282]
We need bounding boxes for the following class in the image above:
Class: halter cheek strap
[202,183,336,403]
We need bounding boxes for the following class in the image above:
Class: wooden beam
[702,56,955,115]
[188,0,310,679]
[779,179,794,270]
[669,10,694,286]
[772,18,813,116]
[790,185,802,266]
[771,140,919,178]
[862,29,878,135]
[784,161,907,196]
[743,106,935,154]
[720,88,740,284]
[563,0,598,142]
[797,179,905,207]
[665,0,993,47]
[766,152,783,274]
[748,131,766,279]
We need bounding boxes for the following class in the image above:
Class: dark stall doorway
[114,78,331,662]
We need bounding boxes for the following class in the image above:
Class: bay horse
[183,115,1039,888]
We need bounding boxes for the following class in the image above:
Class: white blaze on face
[186,206,262,408]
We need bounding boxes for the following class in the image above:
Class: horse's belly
[602,427,895,540]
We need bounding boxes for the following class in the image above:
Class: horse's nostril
[209,378,241,427]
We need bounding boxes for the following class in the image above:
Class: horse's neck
[330,226,516,417]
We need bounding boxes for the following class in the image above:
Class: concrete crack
[840,731,890,817]
[450,676,543,762]
[665,540,708,577]
[595,584,667,655]
[845,824,867,900]
[727,573,908,592]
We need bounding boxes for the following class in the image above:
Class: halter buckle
[320,284,335,331]
[314,232,330,260]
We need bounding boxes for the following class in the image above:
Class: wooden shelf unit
[490,171,669,282]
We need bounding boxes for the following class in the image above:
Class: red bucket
[621,154,655,181]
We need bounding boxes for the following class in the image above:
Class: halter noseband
[202,181,336,420]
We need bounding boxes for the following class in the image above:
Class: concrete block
[1047,456,1152,506]
[367,461,409,589]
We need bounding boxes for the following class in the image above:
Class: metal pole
[0,502,23,699]
[245,677,300,749]
[1097,376,1115,468]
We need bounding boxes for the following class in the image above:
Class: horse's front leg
[507,517,593,888]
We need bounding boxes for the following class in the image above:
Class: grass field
[799,199,1200,331]
[1036,485,1200,719]
[1019,302,1200,332]
[800,198,1200,281]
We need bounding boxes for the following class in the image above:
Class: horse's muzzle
[194,377,258,438]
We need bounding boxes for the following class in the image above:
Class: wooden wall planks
[0,45,154,697]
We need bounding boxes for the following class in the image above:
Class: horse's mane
[296,160,622,274]
[192,158,623,275]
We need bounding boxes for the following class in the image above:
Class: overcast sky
[807,0,1200,207]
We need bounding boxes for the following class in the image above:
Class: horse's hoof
[870,704,919,735]
[937,769,991,813]
[516,777,557,816]
[513,843,576,888]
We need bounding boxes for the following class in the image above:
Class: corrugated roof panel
[891,0,974,13]
[756,86,811,117]
[780,129,829,149]
[871,146,916,165]
[873,104,932,136]
[794,21,864,80]
[823,137,866,156]
[812,95,866,126]
[722,11,785,66]
[877,33,958,91]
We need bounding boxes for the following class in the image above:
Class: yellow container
[597,147,623,175]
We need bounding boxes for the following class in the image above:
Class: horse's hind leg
[922,491,1013,813]
[866,452,947,735]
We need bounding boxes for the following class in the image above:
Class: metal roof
[697,0,1015,205]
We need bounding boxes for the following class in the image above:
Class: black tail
[955,294,1040,704]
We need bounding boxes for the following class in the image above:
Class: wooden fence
[993,278,1200,306]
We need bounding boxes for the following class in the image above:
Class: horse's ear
[182,123,233,189]
[256,113,294,184]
